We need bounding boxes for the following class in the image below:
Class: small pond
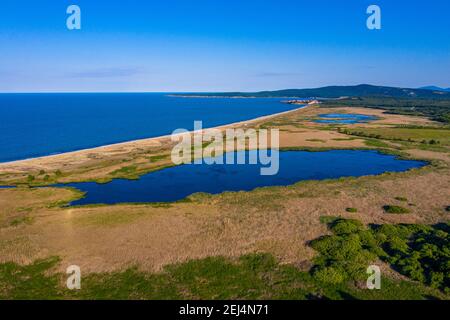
[315,113,378,124]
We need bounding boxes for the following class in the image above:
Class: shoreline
[0,104,310,168]
[168,94,309,99]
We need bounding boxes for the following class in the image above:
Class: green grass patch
[345,207,358,213]
[364,139,392,149]
[341,127,450,146]
[332,138,357,141]
[147,154,169,162]
[111,165,138,176]
[0,257,62,299]
[10,216,34,227]
[74,211,149,227]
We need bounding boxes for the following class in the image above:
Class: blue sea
[0,93,297,163]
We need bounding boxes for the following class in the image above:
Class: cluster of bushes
[25,169,63,185]
[310,217,450,293]
[338,128,383,140]
[421,139,440,145]
[310,218,380,284]
[375,223,450,292]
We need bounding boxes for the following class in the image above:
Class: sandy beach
[0,103,311,172]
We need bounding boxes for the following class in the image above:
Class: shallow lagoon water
[61,150,425,206]
[315,113,378,124]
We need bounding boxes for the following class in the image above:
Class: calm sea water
[315,113,378,124]
[0,93,297,163]
[63,150,425,206]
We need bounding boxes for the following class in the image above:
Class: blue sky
[0,0,449,92]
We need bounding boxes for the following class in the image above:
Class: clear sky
[0,0,449,92]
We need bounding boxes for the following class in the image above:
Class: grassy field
[340,127,450,146]
[1,218,448,300]
[0,104,449,300]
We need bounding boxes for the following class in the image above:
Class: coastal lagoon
[62,150,425,205]
[0,93,297,163]
[315,113,378,124]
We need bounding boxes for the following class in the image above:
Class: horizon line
[0,83,448,94]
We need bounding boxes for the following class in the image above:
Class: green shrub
[358,230,384,255]
[346,207,358,213]
[397,256,426,282]
[330,219,364,235]
[385,236,409,255]
[313,266,346,284]
[310,235,339,257]
[383,205,411,214]
[430,272,445,289]
[394,197,408,202]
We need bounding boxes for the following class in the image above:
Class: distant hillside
[420,86,450,93]
[180,84,450,99]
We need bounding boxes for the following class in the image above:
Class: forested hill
[180,84,450,99]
